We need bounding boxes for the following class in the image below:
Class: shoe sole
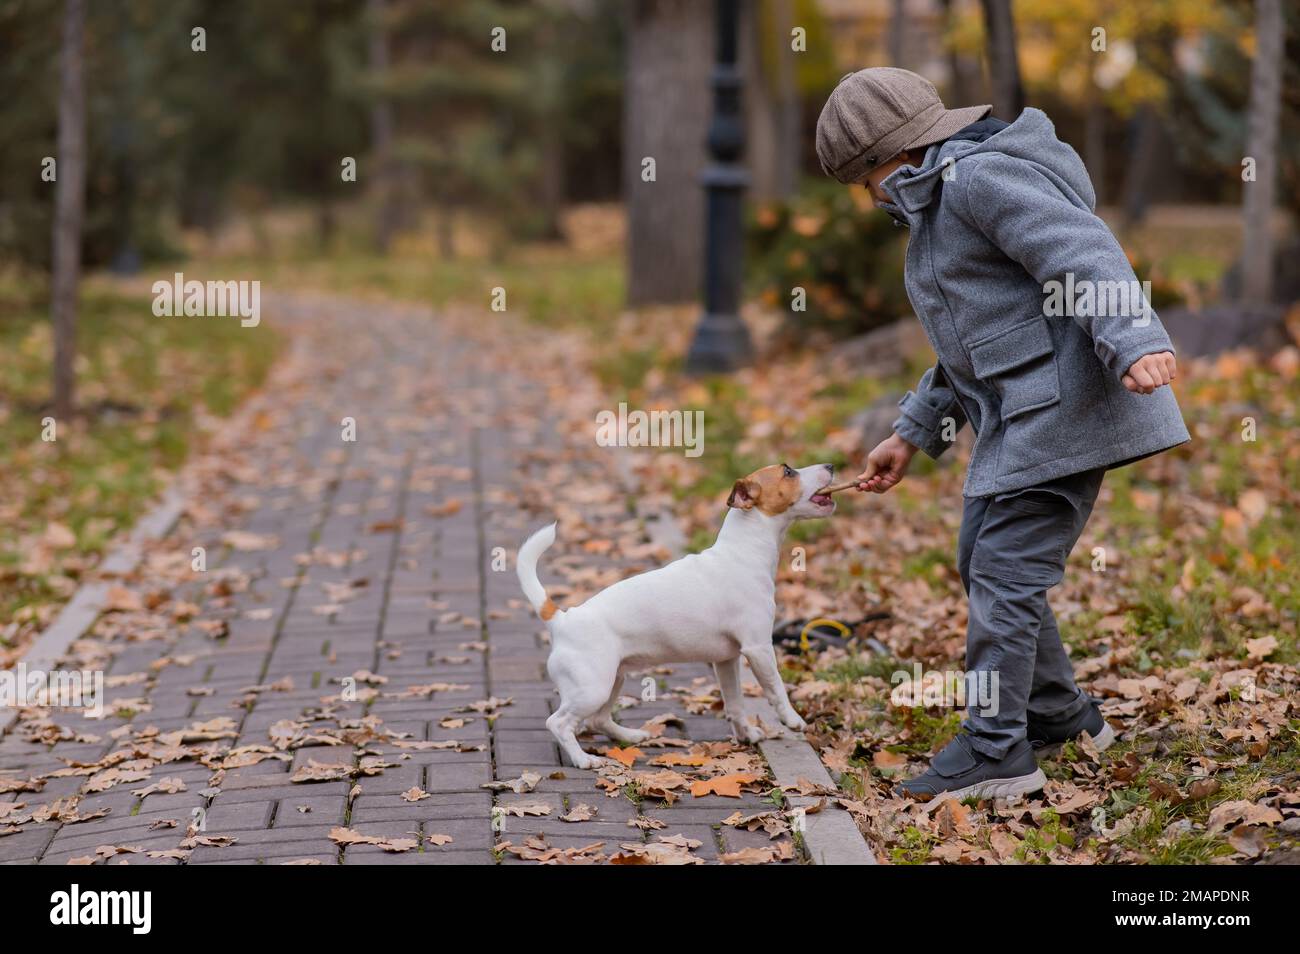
[1033,720,1116,760]
[927,767,1047,804]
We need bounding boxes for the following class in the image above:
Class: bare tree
[939,0,981,106]
[980,0,1025,120]
[770,0,800,199]
[368,0,399,253]
[624,0,712,305]
[888,0,908,69]
[1240,0,1284,303]
[51,0,86,423]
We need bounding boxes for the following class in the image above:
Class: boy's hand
[1122,352,1177,394]
[856,433,917,493]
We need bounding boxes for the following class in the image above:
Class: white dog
[516,462,836,769]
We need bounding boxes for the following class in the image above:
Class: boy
[816,68,1189,800]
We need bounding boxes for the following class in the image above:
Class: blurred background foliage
[2,0,1293,342]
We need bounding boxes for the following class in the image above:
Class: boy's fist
[1122,352,1176,394]
[856,433,917,493]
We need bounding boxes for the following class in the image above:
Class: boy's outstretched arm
[954,152,1178,390]
[893,364,966,459]
[855,365,965,493]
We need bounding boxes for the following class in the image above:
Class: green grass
[0,269,277,645]
[207,243,625,336]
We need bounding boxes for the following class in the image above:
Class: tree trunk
[1121,105,1161,228]
[888,0,907,69]
[1084,88,1106,207]
[538,112,565,241]
[368,0,399,253]
[771,0,800,198]
[435,203,455,260]
[743,0,778,201]
[1241,0,1284,303]
[939,0,981,106]
[624,0,712,306]
[980,0,1025,120]
[51,0,86,423]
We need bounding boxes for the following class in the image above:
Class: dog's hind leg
[589,673,651,746]
[545,654,614,770]
[715,656,763,743]
[741,643,807,732]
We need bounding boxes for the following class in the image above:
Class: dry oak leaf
[722,810,788,837]
[291,760,352,784]
[719,841,795,864]
[480,771,541,794]
[328,827,418,853]
[501,802,552,817]
[690,772,764,798]
[400,788,430,802]
[131,777,186,798]
[989,829,1021,860]
[498,836,605,864]
[180,835,237,849]
[560,804,598,823]
[425,499,463,518]
[626,769,690,804]
[1206,800,1284,834]
[102,586,144,613]
[95,844,145,859]
[609,842,704,865]
[1227,827,1269,858]
[1188,778,1222,801]
[427,833,455,847]
[932,799,975,838]
[222,530,278,552]
[1246,635,1278,661]
[602,746,642,768]
[44,522,77,549]
[649,750,709,768]
[872,749,909,771]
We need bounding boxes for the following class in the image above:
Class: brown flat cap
[816,67,991,184]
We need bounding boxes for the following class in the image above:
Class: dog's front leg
[715,657,764,744]
[741,643,808,732]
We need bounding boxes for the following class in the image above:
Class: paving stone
[0,296,839,867]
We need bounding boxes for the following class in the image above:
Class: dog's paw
[571,753,610,771]
[781,712,808,733]
[613,728,651,745]
[734,722,766,745]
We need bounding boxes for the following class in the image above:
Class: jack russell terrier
[517,462,836,769]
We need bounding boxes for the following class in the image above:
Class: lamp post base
[685,310,753,374]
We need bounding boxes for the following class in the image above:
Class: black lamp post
[685,0,752,374]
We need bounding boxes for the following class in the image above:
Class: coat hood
[884,108,1096,218]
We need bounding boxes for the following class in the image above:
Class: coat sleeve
[892,364,967,459]
[957,152,1176,382]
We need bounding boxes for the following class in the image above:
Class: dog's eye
[782,464,796,479]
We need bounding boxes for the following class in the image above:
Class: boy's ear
[727,478,759,510]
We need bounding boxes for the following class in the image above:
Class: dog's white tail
[517,522,558,622]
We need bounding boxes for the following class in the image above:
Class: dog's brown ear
[727,478,758,510]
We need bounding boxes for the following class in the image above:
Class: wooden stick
[817,478,863,495]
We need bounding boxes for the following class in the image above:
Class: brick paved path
[0,294,800,865]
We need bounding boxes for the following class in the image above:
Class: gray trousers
[956,468,1105,758]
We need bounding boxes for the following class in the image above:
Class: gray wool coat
[878,108,1190,498]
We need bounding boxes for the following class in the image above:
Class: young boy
[816,68,1189,801]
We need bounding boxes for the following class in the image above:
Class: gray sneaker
[895,735,1046,802]
[1028,699,1115,758]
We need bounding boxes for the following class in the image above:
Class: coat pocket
[969,316,1061,421]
